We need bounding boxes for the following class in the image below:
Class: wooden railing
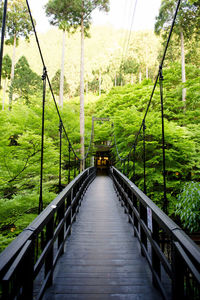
[110,166,200,300]
[0,167,96,300]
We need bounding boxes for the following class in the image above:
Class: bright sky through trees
[30,0,162,32]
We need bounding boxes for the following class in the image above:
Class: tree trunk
[99,71,101,96]
[59,30,66,108]
[2,78,6,110]
[80,14,85,171]
[9,33,16,110]
[181,31,186,103]
[114,73,117,86]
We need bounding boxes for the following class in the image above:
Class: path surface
[44,174,162,300]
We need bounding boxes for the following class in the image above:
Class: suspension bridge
[0,0,200,299]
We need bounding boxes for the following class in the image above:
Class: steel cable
[26,0,93,162]
[112,0,181,162]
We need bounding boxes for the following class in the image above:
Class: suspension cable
[0,0,8,87]
[124,0,138,60]
[112,0,181,161]
[120,0,138,77]
[26,0,93,162]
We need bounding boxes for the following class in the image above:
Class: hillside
[3,26,160,95]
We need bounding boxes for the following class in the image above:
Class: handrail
[0,167,96,300]
[110,166,200,300]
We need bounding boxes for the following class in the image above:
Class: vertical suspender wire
[68,143,71,184]
[143,120,146,195]
[38,67,47,214]
[159,66,168,214]
[123,160,125,174]
[59,121,62,191]
[74,157,76,179]
[127,156,129,178]
[0,0,8,87]
[133,145,136,183]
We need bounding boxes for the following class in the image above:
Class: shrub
[175,182,200,233]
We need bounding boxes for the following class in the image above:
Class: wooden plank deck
[44,174,162,300]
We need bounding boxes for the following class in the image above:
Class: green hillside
[3,26,160,96]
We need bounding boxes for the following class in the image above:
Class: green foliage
[11,56,42,103]
[45,0,110,33]
[175,182,200,232]
[88,76,99,94]
[0,0,34,44]
[51,69,70,96]
[94,62,200,218]
[120,57,139,75]
[2,54,12,80]
[155,0,200,40]
[0,97,82,252]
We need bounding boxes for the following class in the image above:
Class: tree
[120,57,139,84]
[11,56,41,104]
[0,0,34,109]
[101,74,113,93]
[1,54,12,110]
[51,69,69,97]
[155,0,200,103]
[45,1,79,107]
[45,0,110,171]
[128,31,160,83]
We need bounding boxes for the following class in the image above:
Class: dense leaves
[11,56,42,103]
[155,0,200,39]
[0,98,82,252]
[51,69,70,96]
[175,182,200,232]
[0,0,34,43]
[94,62,200,221]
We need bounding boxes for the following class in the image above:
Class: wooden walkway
[44,174,162,300]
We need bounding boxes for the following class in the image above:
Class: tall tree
[155,0,200,103]
[45,1,78,107]
[45,0,110,171]
[0,0,34,109]
[11,56,41,104]
[1,54,11,110]
[51,69,69,97]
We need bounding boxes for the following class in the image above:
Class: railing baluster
[66,193,72,236]
[45,216,54,287]
[22,240,34,300]
[139,202,147,257]
[152,219,161,288]
[58,202,65,255]
[172,241,185,300]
